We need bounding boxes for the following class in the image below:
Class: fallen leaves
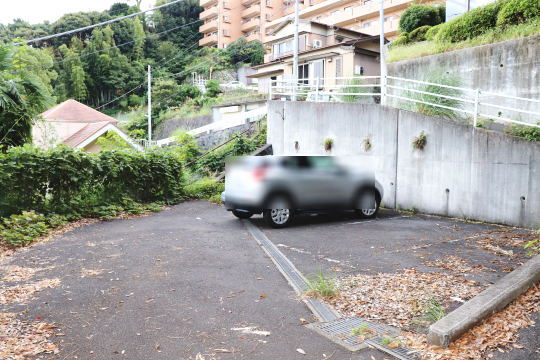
[0,278,61,305]
[0,265,44,282]
[0,312,59,360]
[403,284,539,359]
[327,269,484,329]
[424,256,491,274]
[80,268,105,277]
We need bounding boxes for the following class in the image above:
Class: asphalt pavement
[2,201,388,360]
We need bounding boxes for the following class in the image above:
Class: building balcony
[241,17,260,32]
[200,6,218,20]
[242,0,259,6]
[200,19,218,33]
[199,33,218,46]
[242,4,261,18]
[245,32,262,42]
[200,0,217,8]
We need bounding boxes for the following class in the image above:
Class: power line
[13,0,187,46]
[12,21,201,74]
[95,36,202,110]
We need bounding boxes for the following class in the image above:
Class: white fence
[269,75,540,129]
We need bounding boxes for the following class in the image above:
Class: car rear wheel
[355,189,380,219]
[263,196,294,228]
[232,210,253,219]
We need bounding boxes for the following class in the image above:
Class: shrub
[391,35,410,47]
[0,211,67,247]
[197,133,260,174]
[205,80,221,98]
[0,146,184,217]
[437,0,505,43]
[184,177,224,200]
[170,131,202,171]
[425,24,443,41]
[497,0,540,26]
[177,84,201,103]
[408,25,432,42]
[399,4,444,33]
[506,122,540,141]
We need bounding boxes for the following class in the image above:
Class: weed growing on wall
[412,131,428,150]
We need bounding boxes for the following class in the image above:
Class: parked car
[222,156,383,228]
[220,81,246,89]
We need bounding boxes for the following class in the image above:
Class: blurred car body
[222,156,383,227]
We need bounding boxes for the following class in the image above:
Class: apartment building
[199,0,437,47]
[249,20,383,93]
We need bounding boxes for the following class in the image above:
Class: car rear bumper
[222,192,263,214]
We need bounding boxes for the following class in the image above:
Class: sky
[0,0,156,25]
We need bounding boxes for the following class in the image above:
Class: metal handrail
[268,75,540,129]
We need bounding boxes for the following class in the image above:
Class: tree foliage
[399,5,445,33]
[0,46,51,149]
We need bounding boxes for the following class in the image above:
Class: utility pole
[379,0,387,106]
[147,65,152,142]
[292,0,300,101]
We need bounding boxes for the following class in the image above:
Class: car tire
[232,210,253,219]
[355,189,380,219]
[263,196,294,228]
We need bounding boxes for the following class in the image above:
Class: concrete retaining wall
[268,101,540,228]
[387,35,540,115]
[154,115,213,140]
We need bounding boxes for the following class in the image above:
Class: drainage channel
[242,220,339,322]
[243,220,417,360]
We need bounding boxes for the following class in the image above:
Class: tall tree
[152,0,203,50]
[0,46,51,148]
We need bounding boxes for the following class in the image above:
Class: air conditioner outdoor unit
[313,39,322,48]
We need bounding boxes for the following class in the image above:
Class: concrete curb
[427,253,540,347]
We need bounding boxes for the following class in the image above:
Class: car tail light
[252,165,268,181]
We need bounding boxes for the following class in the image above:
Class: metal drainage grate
[307,317,417,360]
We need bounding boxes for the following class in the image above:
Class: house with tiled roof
[33,100,141,152]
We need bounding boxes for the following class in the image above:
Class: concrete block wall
[267,101,540,228]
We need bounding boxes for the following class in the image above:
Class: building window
[266,0,272,6]
[298,64,309,84]
[272,39,293,58]
[344,6,353,11]
[362,0,372,4]
[363,21,373,28]
[384,16,393,22]
[223,15,229,22]
[335,56,342,78]
[355,65,364,75]
[223,29,229,36]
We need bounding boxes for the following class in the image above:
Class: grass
[388,19,540,63]
[350,322,376,339]
[414,297,446,324]
[305,272,337,298]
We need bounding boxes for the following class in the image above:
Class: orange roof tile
[62,121,112,147]
[42,99,118,124]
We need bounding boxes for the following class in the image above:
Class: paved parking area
[1,203,537,360]
[250,208,539,359]
[250,209,531,284]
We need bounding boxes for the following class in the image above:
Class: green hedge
[0,146,183,217]
[497,0,540,26]
[437,0,505,43]
[425,24,443,41]
[408,25,432,42]
[399,4,444,33]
